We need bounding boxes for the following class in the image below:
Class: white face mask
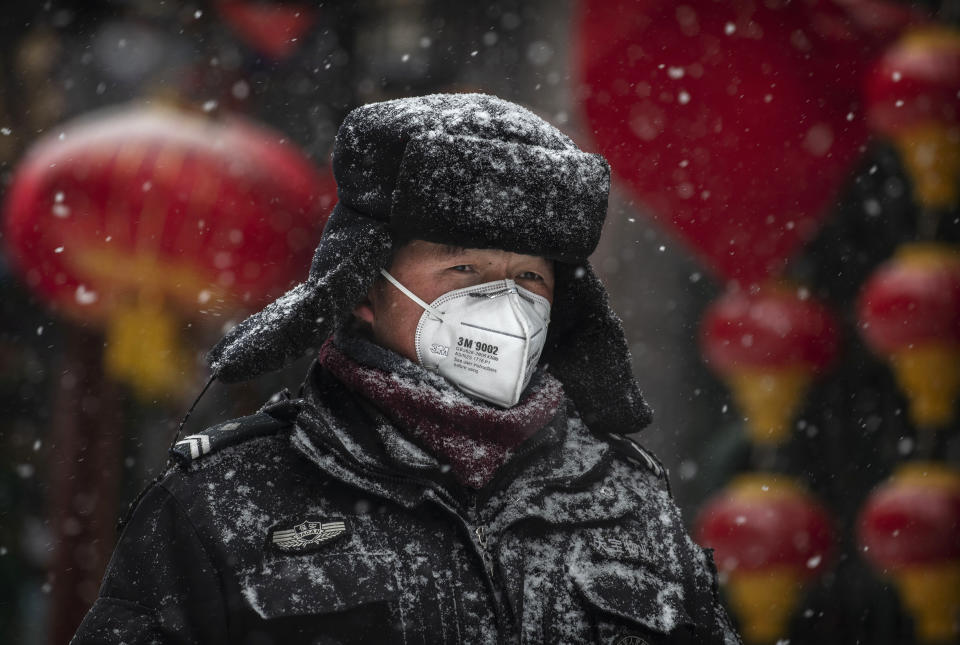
[379,269,551,408]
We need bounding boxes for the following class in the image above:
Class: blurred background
[1,1,959,644]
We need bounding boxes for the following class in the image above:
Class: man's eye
[449,265,474,272]
[517,271,543,281]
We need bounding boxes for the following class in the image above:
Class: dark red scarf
[319,339,565,489]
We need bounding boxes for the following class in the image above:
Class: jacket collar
[288,359,624,526]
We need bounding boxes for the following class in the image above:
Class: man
[74,94,741,644]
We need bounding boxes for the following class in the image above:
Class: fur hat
[206,93,651,434]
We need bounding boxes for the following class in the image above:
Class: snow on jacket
[72,361,741,645]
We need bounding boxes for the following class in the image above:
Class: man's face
[353,240,555,363]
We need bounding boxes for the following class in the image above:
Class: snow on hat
[206,93,651,433]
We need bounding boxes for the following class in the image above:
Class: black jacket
[73,363,741,644]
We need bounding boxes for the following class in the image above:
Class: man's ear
[352,296,375,325]
[354,273,389,325]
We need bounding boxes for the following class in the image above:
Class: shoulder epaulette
[606,432,667,480]
[170,410,294,465]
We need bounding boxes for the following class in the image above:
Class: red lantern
[866,26,960,210]
[858,462,960,643]
[697,473,834,644]
[575,0,913,285]
[215,1,318,60]
[3,105,336,399]
[858,243,960,428]
[701,283,839,444]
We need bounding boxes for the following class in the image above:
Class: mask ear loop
[379,269,445,320]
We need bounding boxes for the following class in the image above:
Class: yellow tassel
[103,301,190,400]
[889,344,960,429]
[726,367,812,445]
[893,124,960,211]
[891,561,960,644]
[725,567,804,645]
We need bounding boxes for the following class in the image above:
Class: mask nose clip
[478,281,519,299]
[484,287,516,299]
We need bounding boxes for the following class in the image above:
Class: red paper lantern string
[215,1,318,61]
[865,26,960,212]
[575,0,914,285]
[696,473,834,645]
[3,105,336,398]
[701,282,840,444]
[858,243,960,429]
[858,462,960,643]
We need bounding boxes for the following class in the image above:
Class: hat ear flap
[546,262,652,434]
[207,203,392,382]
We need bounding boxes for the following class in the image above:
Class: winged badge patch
[270,519,349,553]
